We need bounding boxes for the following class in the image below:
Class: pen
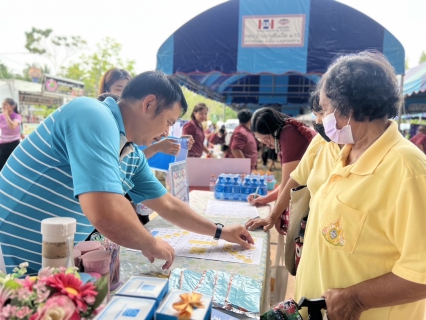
[253,187,260,200]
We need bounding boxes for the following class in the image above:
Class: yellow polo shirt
[295,121,426,319]
[291,133,340,202]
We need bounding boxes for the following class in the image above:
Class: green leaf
[91,276,109,310]
[4,279,22,290]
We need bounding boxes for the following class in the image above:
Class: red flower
[45,273,98,311]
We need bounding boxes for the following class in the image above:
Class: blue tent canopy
[157,0,404,113]
[403,62,426,114]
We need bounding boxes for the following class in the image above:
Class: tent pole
[397,75,405,131]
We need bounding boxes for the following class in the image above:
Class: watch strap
[214,223,224,240]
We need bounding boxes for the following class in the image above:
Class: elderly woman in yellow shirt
[295,51,426,320]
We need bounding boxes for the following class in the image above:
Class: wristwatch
[214,223,224,240]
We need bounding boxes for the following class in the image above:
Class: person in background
[183,103,211,157]
[208,127,226,148]
[227,109,258,170]
[99,70,194,158]
[295,51,426,320]
[245,90,340,234]
[0,98,22,170]
[0,71,254,274]
[246,108,315,207]
[409,125,426,154]
[98,68,132,97]
[205,122,217,141]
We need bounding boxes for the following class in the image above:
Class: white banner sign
[242,15,306,47]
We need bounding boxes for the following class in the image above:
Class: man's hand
[247,194,268,206]
[157,138,181,155]
[322,288,364,320]
[245,216,274,232]
[141,238,175,269]
[220,225,255,249]
[181,135,195,150]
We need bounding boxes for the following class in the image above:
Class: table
[120,190,272,314]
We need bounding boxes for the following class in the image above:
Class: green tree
[24,27,87,75]
[0,61,19,79]
[63,37,135,97]
[180,86,237,122]
[420,51,426,65]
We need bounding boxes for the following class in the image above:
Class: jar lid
[41,217,76,237]
[75,241,102,254]
[81,250,111,270]
[73,249,81,258]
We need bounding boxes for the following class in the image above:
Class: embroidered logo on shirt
[322,217,345,246]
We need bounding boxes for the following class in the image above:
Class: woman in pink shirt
[0,98,22,170]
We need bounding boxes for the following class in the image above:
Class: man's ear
[141,94,157,114]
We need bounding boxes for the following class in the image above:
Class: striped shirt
[0,97,166,273]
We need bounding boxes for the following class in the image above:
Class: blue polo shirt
[0,97,166,273]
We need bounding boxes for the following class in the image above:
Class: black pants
[0,140,20,171]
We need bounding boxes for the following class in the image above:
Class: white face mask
[322,110,354,144]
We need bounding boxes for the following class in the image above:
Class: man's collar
[338,120,400,176]
[102,97,126,136]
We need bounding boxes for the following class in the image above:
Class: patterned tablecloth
[120,190,272,313]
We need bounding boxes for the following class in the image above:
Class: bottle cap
[75,241,103,255]
[81,250,111,274]
[41,217,76,237]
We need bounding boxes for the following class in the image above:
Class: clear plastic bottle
[231,177,241,201]
[224,176,232,200]
[209,174,216,191]
[242,177,252,201]
[251,177,259,194]
[214,176,225,200]
[258,178,268,196]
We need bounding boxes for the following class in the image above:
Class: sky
[0,0,424,75]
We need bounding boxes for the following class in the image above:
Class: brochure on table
[168,161,189,204]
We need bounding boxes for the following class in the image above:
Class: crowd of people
[1,51,426,319]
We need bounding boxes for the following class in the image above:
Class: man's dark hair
[322,50,401,122]
[238,109,253,124]
[122,71,188,117]
[219,128,225,135]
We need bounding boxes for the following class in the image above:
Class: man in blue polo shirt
[0,71,253,273]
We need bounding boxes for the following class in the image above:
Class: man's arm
[143,193,254,249]
[79,192,175,269]
[323,272,426,320]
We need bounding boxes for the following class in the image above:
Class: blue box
[115,276,168,307]
[139,137,188,172]
[94,296,155,320]
[156,289,212,320]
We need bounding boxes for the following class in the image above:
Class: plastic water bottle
[224,176,232,200]
[231,177,241,201]
[209,174,216,191]
[251,177,259,194]
[214,176,225,200]
[242,177,252,201]
[259,178,268,196]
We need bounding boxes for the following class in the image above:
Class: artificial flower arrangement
[0,262,108,320]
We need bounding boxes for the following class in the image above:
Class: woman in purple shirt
[0,98,21,170]
[183,103,211,157]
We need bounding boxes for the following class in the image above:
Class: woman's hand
[157,138,181,155]
[247,194,268,206]
[245,216,274,232]
[274,215,287,235]
[181,134,195,150]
